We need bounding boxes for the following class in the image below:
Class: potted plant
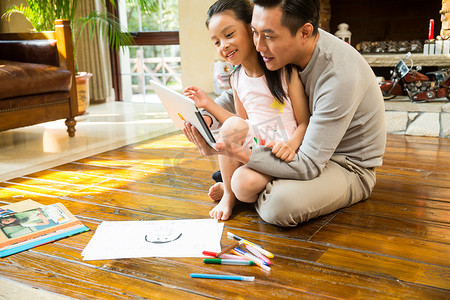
[2,0,154,114]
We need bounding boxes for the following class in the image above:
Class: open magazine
[0,200,89,257]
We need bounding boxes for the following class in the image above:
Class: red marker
[202,250,247,260]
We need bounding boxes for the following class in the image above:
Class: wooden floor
[0,133,449,299]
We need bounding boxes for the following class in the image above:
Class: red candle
[428,19,434,40]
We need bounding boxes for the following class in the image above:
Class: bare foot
[209,192,236,221]
[208,182,224,201]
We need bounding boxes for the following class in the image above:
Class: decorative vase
[75,72,93,115]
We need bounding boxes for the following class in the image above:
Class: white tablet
[150,80,217,150]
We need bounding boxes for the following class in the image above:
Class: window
[117,0,180,102]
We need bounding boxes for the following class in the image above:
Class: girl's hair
[206,0,295,104]
[0,216,20,228]
[252,0,320,36]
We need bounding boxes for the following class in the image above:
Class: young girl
[184,0,310,221]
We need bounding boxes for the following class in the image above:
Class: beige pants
[255,155,376,227]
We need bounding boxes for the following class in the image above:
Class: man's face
[251,5,301,71]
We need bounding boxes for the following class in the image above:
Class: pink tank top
[233,66,297,143]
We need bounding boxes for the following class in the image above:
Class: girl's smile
[226,49,238,60]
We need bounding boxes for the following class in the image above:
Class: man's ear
[297,23,314,40]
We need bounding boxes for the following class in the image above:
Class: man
[184,0,386,227]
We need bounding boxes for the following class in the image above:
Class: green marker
[203,259,255,265]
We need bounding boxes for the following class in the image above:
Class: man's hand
[183,122,217,156]
[183,122,252,164]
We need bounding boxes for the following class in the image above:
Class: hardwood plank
[21,169,213,194]
[51,162,215,186]
[317,248,450,290]
[326,211,450,244]
[369,189,450,210]
[347,199,450,224]
[310,222,450,267]
[377,165,450,183]
[74,154,218,179]
[381,158,450,173]
[0,251,209,300]
[385,134,450,147]
[372,179,449,202]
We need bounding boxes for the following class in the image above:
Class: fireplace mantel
[362,54,450,67]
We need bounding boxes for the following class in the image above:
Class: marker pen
[227,232,274,258]
[190,273,255,281]
[231,248,271,272]
[203,258,255,265]
[244,244,271,265]
[202,250,248,260]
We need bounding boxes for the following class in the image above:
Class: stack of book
[0,200,89,257]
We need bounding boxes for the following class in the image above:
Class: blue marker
[190,273,255,281]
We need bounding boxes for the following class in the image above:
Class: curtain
[75,0,114,103]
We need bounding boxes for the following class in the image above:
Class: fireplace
[320,0,441,47]
[319,0,444,78]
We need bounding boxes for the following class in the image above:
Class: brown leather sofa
[0,20,79,137]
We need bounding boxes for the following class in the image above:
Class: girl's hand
[183,86,211,109]
[265,141,296,162]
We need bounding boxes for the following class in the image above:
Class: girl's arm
[231,80,248,120]
[201,89,236,130]
[287,69,310,150]
[184,86,236,124]
[266,70,310,162]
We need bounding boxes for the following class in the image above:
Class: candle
[428,19,434,40]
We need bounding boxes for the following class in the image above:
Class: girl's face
[208,11,255,66]
[1,217,16,225]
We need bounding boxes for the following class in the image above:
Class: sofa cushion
[0,59,72,100]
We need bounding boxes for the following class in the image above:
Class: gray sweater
[246,29,386,180]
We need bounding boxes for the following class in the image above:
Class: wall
[0,0,32,33]
[179,0,219,93]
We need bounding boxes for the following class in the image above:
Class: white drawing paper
[82,219,223,260]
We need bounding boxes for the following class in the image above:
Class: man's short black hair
[252,0,320,36]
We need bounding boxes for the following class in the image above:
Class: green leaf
[74,11,134,51]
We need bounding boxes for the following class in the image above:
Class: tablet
[150,80,217,150]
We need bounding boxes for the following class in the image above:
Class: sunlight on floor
[0,102,179,182]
